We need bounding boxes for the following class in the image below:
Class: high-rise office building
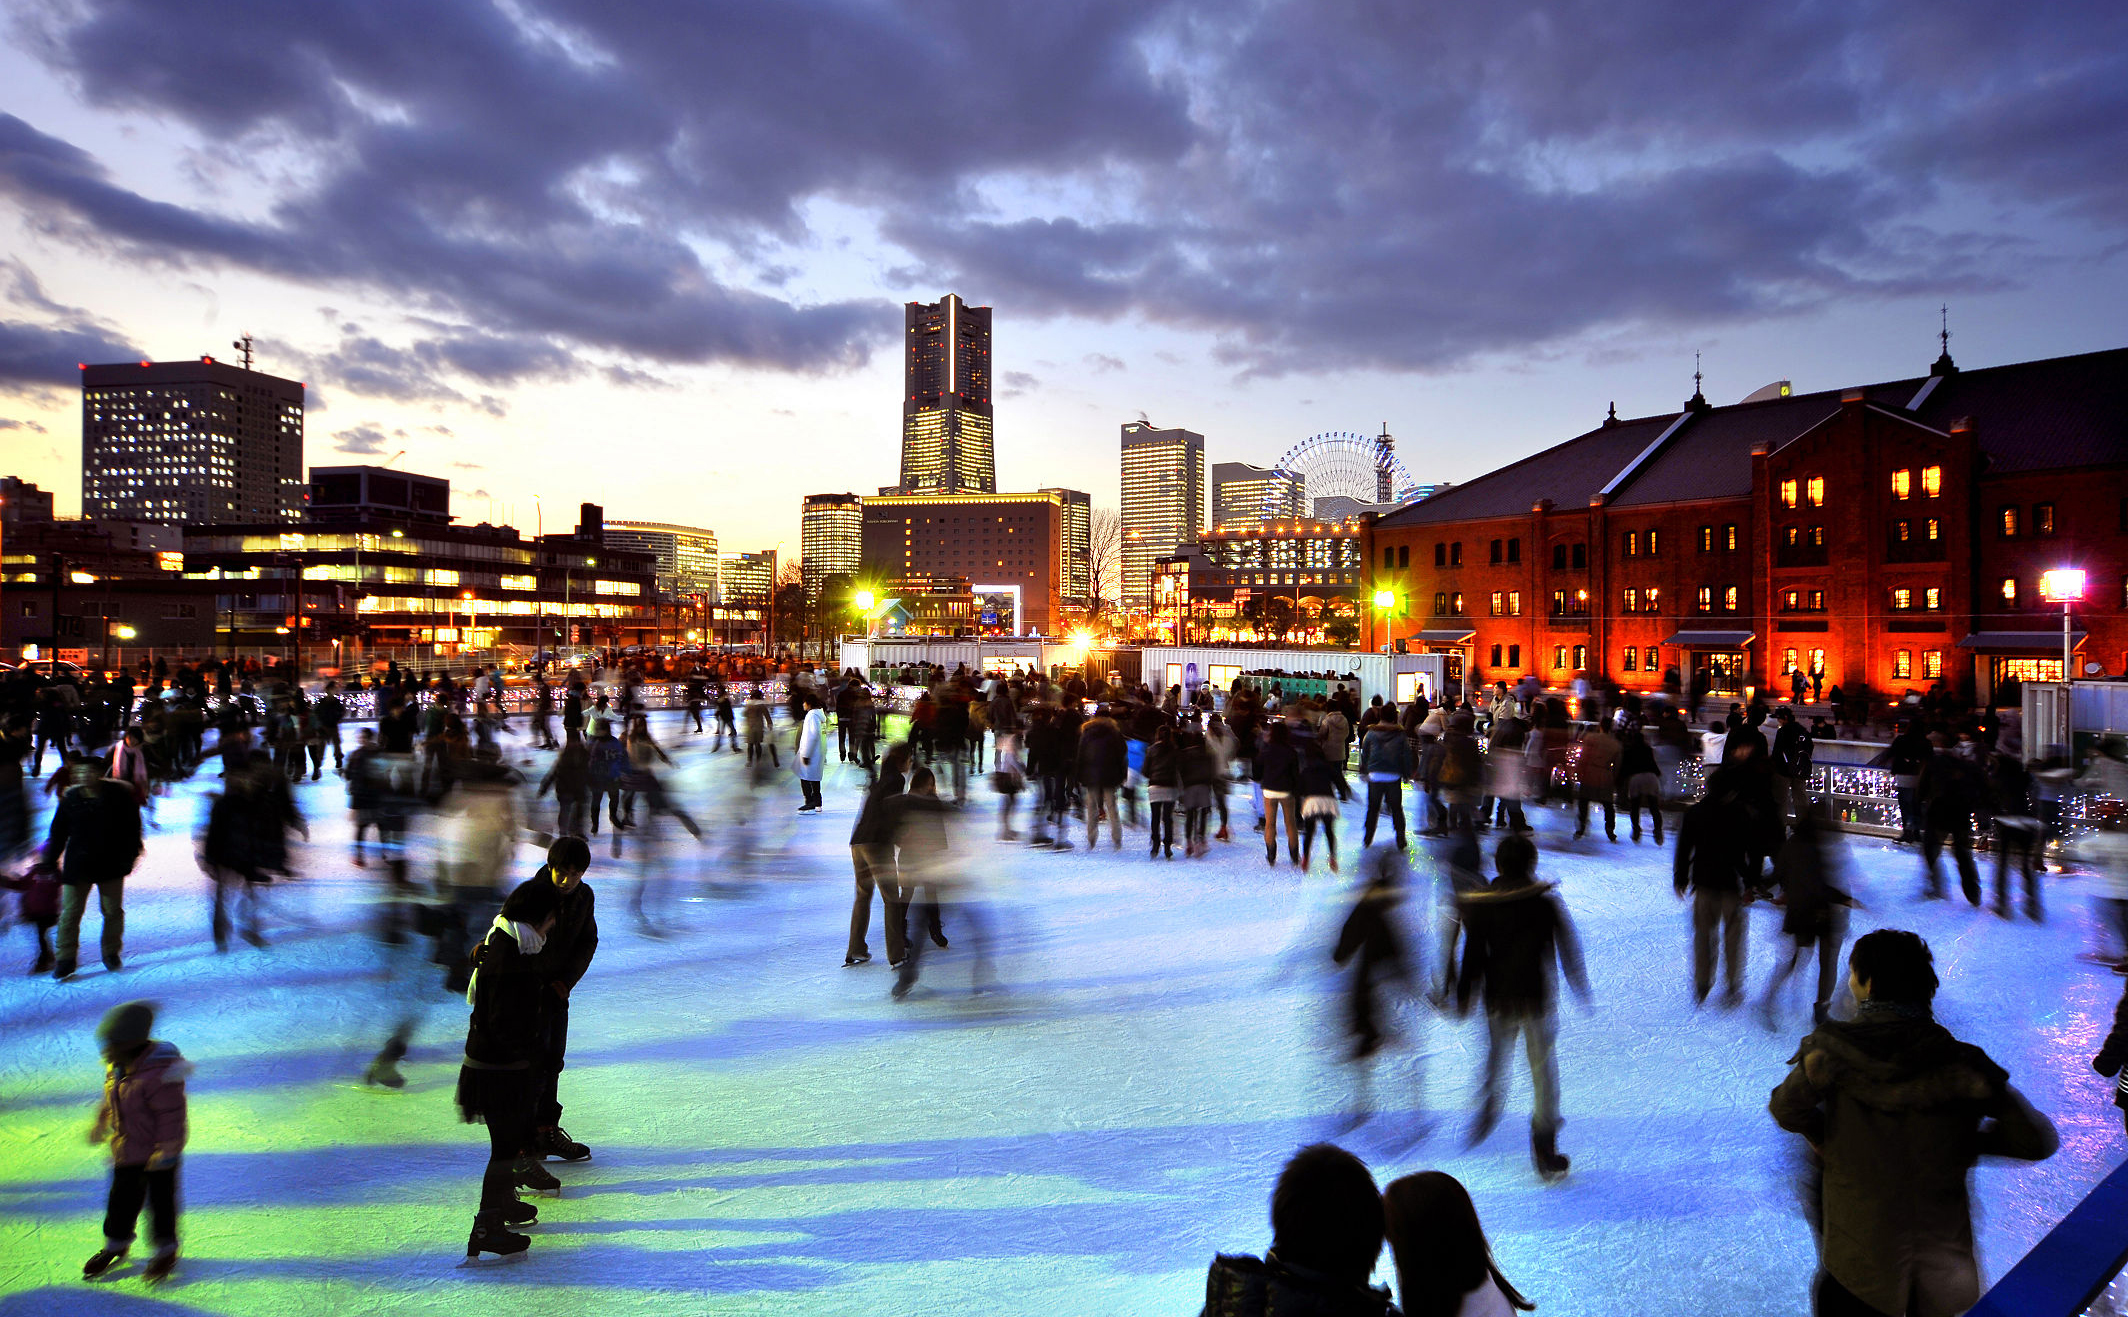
[859,490,1065,635]
[1040,487,1092,610]
[899,294,994,494]
[800,493,864,595]
[1212,462,1305,529]
[1120,422,1206,609]
[718,550,777,603]
[603,521,720,598]
[82,357,305,524]
[0,477,55,524]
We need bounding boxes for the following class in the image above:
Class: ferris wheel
[1275,427,1419,514]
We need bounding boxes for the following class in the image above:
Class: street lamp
[2039,568,2085,756]
[1372,588,1398,655]
[461,589,477,656]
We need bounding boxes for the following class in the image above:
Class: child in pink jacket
[83,1000,190,1284]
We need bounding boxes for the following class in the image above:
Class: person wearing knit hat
[84,1000,190,1285]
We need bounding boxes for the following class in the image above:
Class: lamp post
[2039,568,2085,759]
[461,589,477,658]
[1373,588,1398,654]
[853,589,876,640]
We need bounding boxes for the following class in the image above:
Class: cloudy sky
[1,0,2123,554]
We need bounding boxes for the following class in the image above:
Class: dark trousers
[1624,795,1662,842]
[1922,818,1979,903]
[1813,1271,1890,1317]
[477,1074,535,1211]
[532,1004,570,1128]
[1364,780,1406,847]
[1692,888,1747,1002]
[849,844,906,963]
[557,791,587,838]
[1993,821,2042,916]
[1576,789,1616,837]
[1149,800,1175,853]
[104,1163,179,1251]
[1302,814,1337,868]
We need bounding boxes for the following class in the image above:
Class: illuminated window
[1646,530,1659,557]
[1722,585,1738,612]
[1572,644,1587,670]
[1891,468,1912,499]
[1894,520,1911,543]
[1450,591,1465,615]
[1625,530,1641,556]
[2000,577,2018,607]
[1623,587,1640,613]
[1783,589,1799,611]
[1623,648,1638,672]
[1922,465,1942,497]
[1434,592,1448,614]
[1507,591,1521,616]
[1645,646,1660,670]
[1809,648,1826,676]
[1924,650,1942,680]
[1924,587,1941,611]
[1645,587,1659,612]
[1782,648,1798,675]
[1490,591,1505,617]
[1553,645,1567,671]
[1891,587,1913,610]
[1780,479,1798,508]
[1926,518,1941,542]
[1724,524,1739,552]
[1698,526,1714,553]
[2000,506,2019,537]
[1807,476,1825,506]
[2035,503,2055,535]
[1892,650,1912,680]
[1696,586,1713,612]
[1809,589,1824,610]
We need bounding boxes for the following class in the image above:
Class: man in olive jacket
[1768,929,2056,1317]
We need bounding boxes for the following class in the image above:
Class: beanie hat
[97,1000,155,1054]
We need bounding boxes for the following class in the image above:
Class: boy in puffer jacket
[83,1000,190,1284]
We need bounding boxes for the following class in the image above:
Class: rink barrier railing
[1967,1157,2128,1317]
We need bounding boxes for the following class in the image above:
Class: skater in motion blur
[1674,772,1753,1007]
[1198,1143,1396,1316]
[1759,814,1856,1030]
[1456,833,1588,1181]
[82,1001,189,1285]
[519,837,598,1168]
[457,878,561,1263]
[1332,847,1414,1123]
[1382,1171,1535,1317]
[199,750,307,952]
[891,767,981,999]
[39,753,145,981]
[1769,929,2057,1317]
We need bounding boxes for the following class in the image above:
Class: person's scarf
[464,914,546,1006]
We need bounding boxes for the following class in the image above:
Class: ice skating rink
[2,714,2121,1316]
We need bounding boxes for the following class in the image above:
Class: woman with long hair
[1382,1171,1534,1317]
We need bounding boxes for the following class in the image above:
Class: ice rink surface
[1,711,2122,1316]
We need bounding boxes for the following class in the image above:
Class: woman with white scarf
[457,878,560,1264]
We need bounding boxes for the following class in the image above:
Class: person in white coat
[794,694,827,814]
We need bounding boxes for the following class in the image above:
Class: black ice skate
[462,1211,530,1265]
[497,1198,539,1227]
[142,1250,178,1284]
[1532,1128,1571,1183]
[533,1125,592,1162]
[81,1246,127,1280]
[512,1156,562,1197]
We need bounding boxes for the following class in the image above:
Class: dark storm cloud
[0,317,141,387]
[3,0,2122,379]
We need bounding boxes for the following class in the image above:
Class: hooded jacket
[1455,877,1587,1017]
[1768,1012,2057,1315]
[95,1040,191,1168]
[42,777,144,886]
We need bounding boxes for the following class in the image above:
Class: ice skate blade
[520,1185,561,1198]
[459,1250,529,1268]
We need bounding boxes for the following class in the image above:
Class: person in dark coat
[1076,714,1128,851]
[1200,1143,1397,1317]
[536,727,593,839]
[1674,779,1754,1007]
[846,745,911,967]
[1917,736,1985,904]
[1457,834,1589,1180]
[1143,724,1183,860]
[514,837,598,1166]
[457,877,561,1263]
[1256,721,1303,867]
[1759,815,1856,1029]
[1769,930,2057,1317]
[1358,715,1413,849]
[38,755,144,980]
[1334,848,1412,1070]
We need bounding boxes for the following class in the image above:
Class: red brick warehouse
[1361,345,2127,705]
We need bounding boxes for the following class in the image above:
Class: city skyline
[2,4,2123,558]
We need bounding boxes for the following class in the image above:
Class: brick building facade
[1364,346,2127,704]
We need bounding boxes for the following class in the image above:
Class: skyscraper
[1212,461,1305,529]
[1120,422,1206,609]
[859,490,1066,635]
[899,294,994,494]
[82,357,305,524]
[1041,487,1092,610]
[602,521,720,597]
[800,493,864,595]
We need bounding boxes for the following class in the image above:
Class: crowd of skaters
[5,648,2128,1309]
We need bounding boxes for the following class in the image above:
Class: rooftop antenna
[1940,304,1950,357]
[1694,351,1703,396]
[231,333,254,371]
[1931,303,1959,375]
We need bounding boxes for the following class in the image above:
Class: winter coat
[41,779,144,886]
[517,869,599,994]
[1256,737,1302,794]
[94,1040,190,1168]
[462,920,546,1068]
[1358,726,1412,779]
[1573,729,1621,792]
[1455,877,1587,1017]
[1076,718,1128,790]
[1334,886,1406,985]
[1768,1011,2058,1315]
[1673,796,1751,896]
[1200,1253,1398,1317]
[796,708,827,781]
[539,740,591,801]
[1920,752,1986,829]
[1772,721,1815,778]
[1771,830,1852,942]
[1298,751,1340,803]
[849,770,908,846]
[1142,741,1182,790]
[2093,977,2128,1111]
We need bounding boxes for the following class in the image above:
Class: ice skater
[518,837,597,1168]
[1759,814,1856,1030]
[82,1001,189,1284]
[1456,833,1588,1181]
[1332,847,1415,1124]
[457,878,560,1263]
